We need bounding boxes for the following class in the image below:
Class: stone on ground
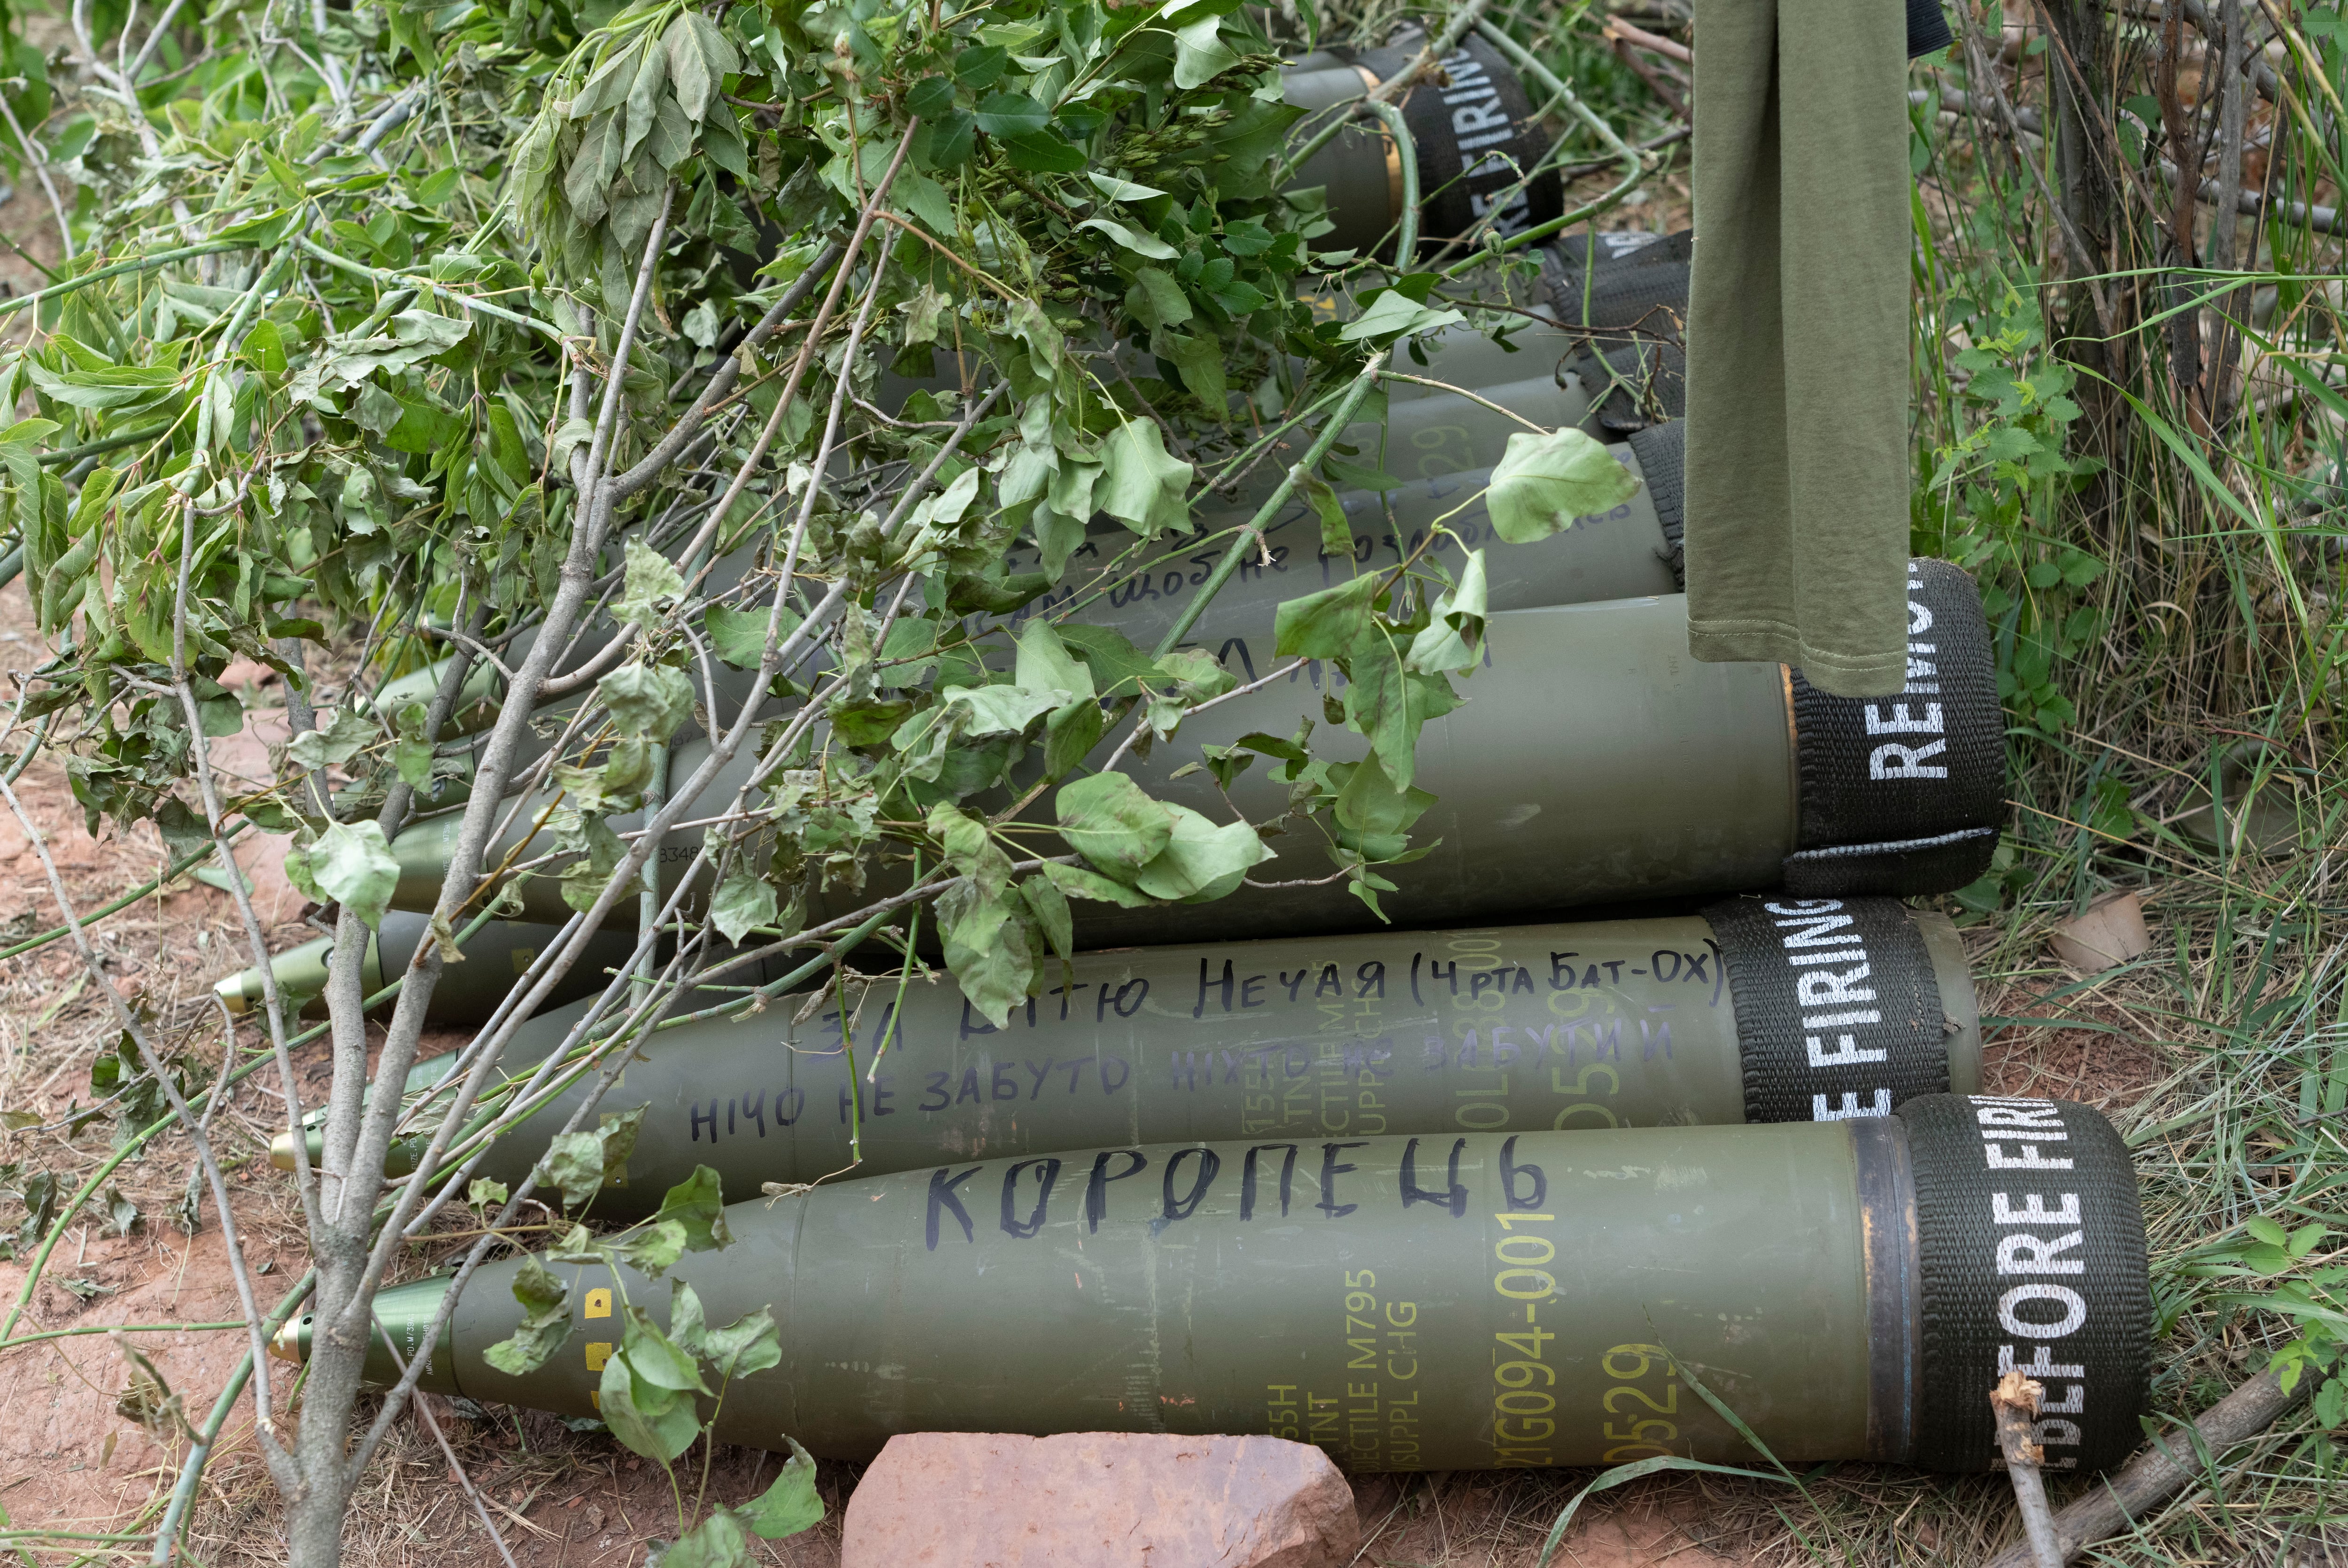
[840,1431,1359,1568]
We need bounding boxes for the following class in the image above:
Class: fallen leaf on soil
[2052,891,2153,974]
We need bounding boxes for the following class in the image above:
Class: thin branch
[0,95,74,262]
[372,1328,523,1568]
[1992,1370,2062,1568]
[1981,1367,2305,1568]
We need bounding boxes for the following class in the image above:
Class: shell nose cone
[213,973,250,1013]
[269,1132,300,1172]
[268,1315,306,1363]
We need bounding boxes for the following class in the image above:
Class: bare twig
[1992,1369,2063,1568]
[372,1329,523,1568]
[1953,6,2116,332]
[1982,1367,2307,1568]
[0,95,74,262]
[1602,16,1692,63]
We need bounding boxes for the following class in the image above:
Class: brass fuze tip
[212,973,250,1014]
[269,1132,299,1172]
[267,1315,305,1363]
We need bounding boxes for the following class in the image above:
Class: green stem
[35,420,176,467]
[150,1274,316,1567]
[1443,23,1646,276]
[0,1319,245,1350]
[1147,362,1385,658]
[1359,107,1422,316]
[0,241,245,323]
[1152,103,1416,660]
[0,829,247,964]
[296,237,565,339]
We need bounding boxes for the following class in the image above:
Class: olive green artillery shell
[211,911,643,1025]
[359,1121,1906,1468]
[383,594,1790,933]
[348,906,1979,1214]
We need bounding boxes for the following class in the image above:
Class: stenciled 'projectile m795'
[268,896,1981,1216]
[278,1096,2151,1477]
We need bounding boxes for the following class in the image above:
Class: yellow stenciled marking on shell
[586,1341,612,1371]
[585,1287,612,1318]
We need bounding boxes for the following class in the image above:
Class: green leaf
[286,706,378,770]
[1043,696,1105,779]
[661,15,710,121]
[1096,419,1192,539]
[659,1508,752,1568]
[556,812,629,913]
[942,681,1065,736]
[1322,454,1402,492]
[1126,268,1192,330]
[1042,860,1157,907]
[742,1439,824,1538]
[936,876,1037,1027]
[1078,218,1176,260]
[295,821,400,929]
[706,603,799,669]
[649,1164,732,1253]
[927,800,1015,900]
[615,536,685,629]
[1019,874,1073,961]
[1130,804,1272,902]
[955,43,1009,86]
[245,319,287,376]
[1157,331,1227,409]
[482,1256,572,1375]
[974,92,1048,136]
[600,663,694,742]
[1331,752,1434,837]
[711,864,779,942]
[700,1302,783,1380]
[1274,573,1378,658]
[1303,474,1351,558]
[600,1317,702,1462]
[1088,171,1168,202]
[104,1185,139,1238]
[1343,623,1456,788]
[1056,772,1175,875]
[623,1218,689,1276]
[1058,624,1163,699]
[1172,13,1239,87]
[625,41,670,158]
[892,166,957,233]
[1015,620,1096,703]
[539,1129,614,1211]
[920,109,977,168]
[1002,131,1086,174]
[1153,647,1235,701]
[1406,550,1488,674]
[906,75,957,119]
[1485,428,1643,544]
[1338,291,1465,345]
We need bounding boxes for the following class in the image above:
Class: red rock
[840,1431,1359,1568]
